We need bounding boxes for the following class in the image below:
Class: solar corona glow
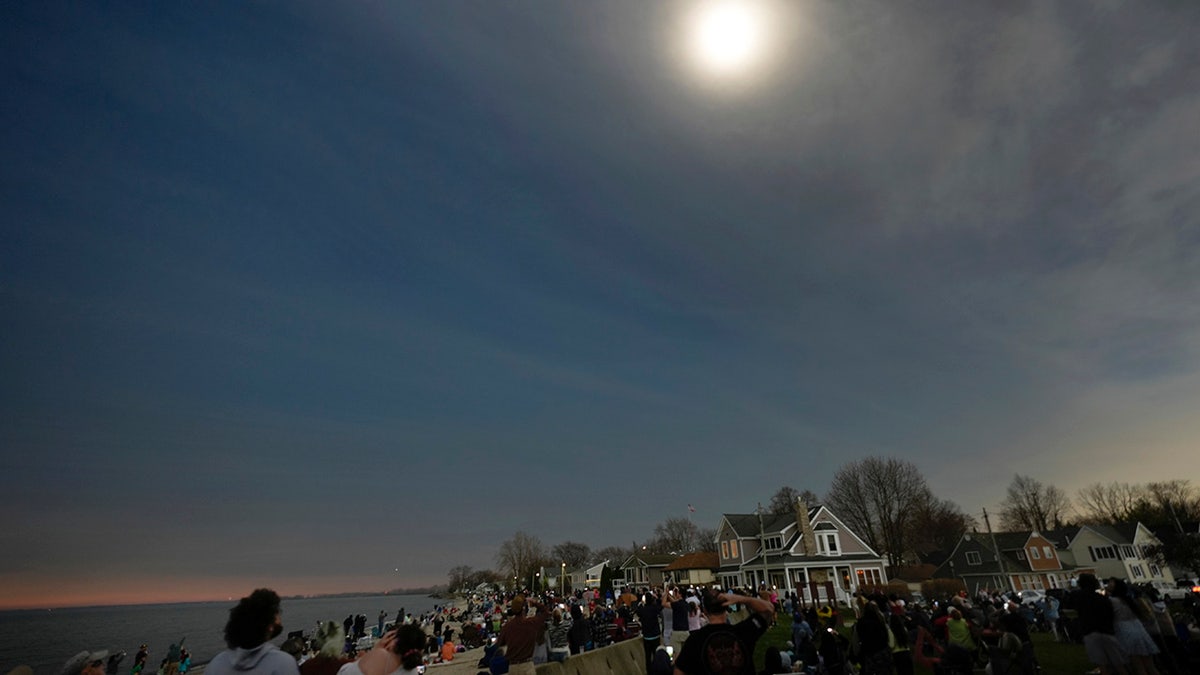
[688,1,768,76]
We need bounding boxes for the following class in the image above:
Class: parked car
[1017,589,1046,605]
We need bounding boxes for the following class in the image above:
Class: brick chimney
[796,498,817,555]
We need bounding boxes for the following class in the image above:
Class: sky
[2,0,1199,610]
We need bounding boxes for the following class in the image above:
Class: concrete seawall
[535,640,645,675]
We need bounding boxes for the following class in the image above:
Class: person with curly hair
[207,589,299,675]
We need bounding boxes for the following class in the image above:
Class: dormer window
[764,535,783,550]
[1030,547,1041,560]
[1016,550,1026,561]
[817,532,840,556]
[966,551,982,565]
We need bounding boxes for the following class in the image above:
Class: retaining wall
[534,640,644,675]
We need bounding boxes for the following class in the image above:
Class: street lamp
[561,562,566,595]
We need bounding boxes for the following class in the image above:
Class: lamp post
[561,562,566,595]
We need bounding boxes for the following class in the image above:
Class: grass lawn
[753,614,1094,675]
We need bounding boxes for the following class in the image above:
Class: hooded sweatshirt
[206,644,300,675]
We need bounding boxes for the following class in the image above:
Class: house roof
[664,552,720,571]
[1087,523,1136,545]
[722,512,801,538]
[620,553,676,569]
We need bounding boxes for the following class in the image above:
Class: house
[663,552,720,586]
[714,501,888,605]
[1050,523,1177,587]
[570,560,609,590]
[617,553,676,588]
[934,530,1076,594]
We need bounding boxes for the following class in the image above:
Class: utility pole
[758,503,769,591]
[983,508,1009,592]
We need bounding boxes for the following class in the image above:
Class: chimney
[796,498,817,555]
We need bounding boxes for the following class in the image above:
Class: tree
[824,457,936,567]
[593,545,632,567]
[1075,482,1140,524]
[495,531,546,588]
[551,541,592,570]
[998,474,1071,531]
[447,565,474,592]
[1146,532,1200,581]
[1076,480,1200,529]
[646,517,705,553]
[767,486,821,515]
[906,495,975,557]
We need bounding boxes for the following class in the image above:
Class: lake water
[0,594,443,675]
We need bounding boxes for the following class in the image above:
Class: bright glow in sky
[689,1,769,75]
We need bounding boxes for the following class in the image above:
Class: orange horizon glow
[0,574,440,611]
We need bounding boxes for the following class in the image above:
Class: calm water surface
[0,594,443,675]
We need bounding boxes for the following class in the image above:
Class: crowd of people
[41,579,1200,675]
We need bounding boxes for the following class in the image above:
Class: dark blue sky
[3,1,1199,608]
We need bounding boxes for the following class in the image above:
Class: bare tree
[696,526,718,553]
[767,486,821,515]
[593,544,633,567]
[551,541,592,569]
[1075,482,1140,524]
[495,531,546,587]
[647,517,704,553]
[824,457,934,567]
[447,565,474,591]
[998,474,1071,531]
[906,495,975,557]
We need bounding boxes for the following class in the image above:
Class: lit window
[730,541,738,557]
[721,542,729,558]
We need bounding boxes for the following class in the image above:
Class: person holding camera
[338,624,427,675]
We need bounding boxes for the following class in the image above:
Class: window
[1131,565,1144,579]
[1089,546,1117,561]
[1043,546,1054,559]
[817,532,840,555]
[856,568,883,586]
[721,542,729,558]
[730,541,738,557]
[1016,550,1026,561]
[966,551,982,565]
[764,535,783,550]
[1149,564,1161,577]
[1120,545,1136,559]
[1030,547,1041,560]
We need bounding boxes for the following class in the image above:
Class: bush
[920,578,966,601]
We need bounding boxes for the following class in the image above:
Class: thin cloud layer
[1,0,1198,608]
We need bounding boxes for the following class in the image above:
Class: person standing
[1106,578,1161,675]
[207,589,300,675]
[673,589,773,675]
[496,595,550,675]
[568,603,590,655]
[666,587,692,657]
[638,592,663,675]
[1075,574,1129,675]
